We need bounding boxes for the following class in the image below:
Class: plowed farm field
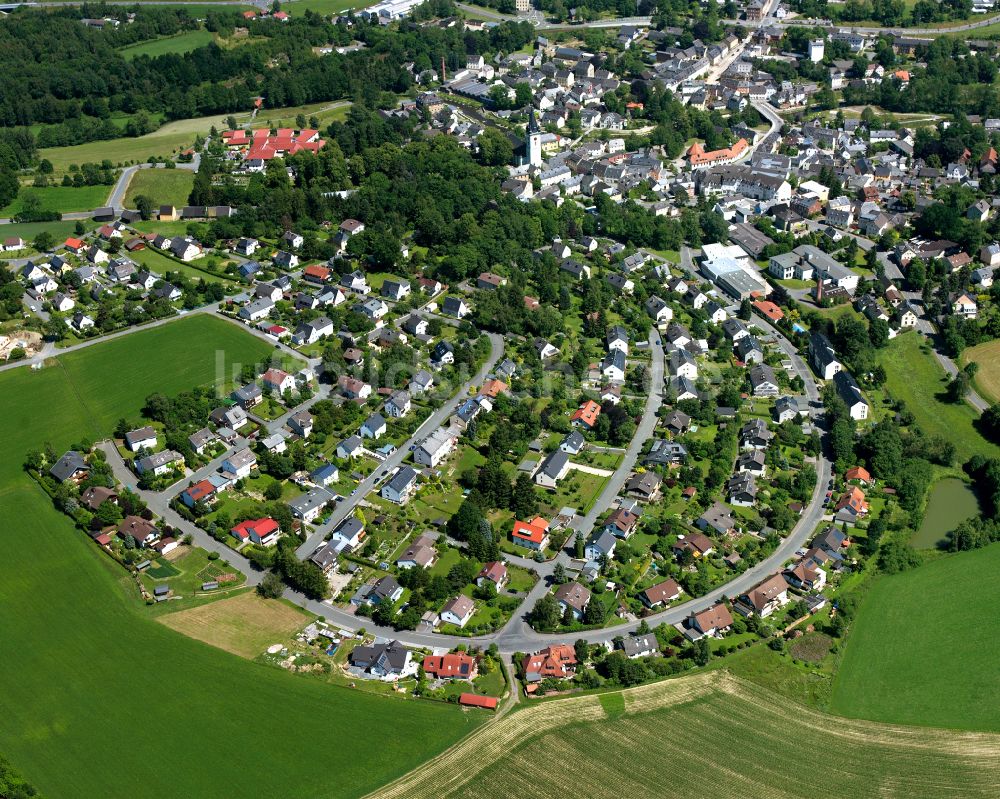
[369,671,1000,799]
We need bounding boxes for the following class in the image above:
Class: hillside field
[39,99,352,174]
[0,315,478,799]
[0,185,110,217]
[123,168,195,209]
[118,29,215,60]
[831,544,1000,732]
[879,333,1000,461]
[374,671,1000,799]
[961,338,1000,405]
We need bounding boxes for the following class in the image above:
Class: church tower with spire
[526,107,542,167]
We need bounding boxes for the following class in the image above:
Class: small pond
[911,478,981,549]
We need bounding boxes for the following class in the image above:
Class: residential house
[414,427,456,468]
[477,561,508,591]
[625,471,662,502]
[385,390,411,418]
[349,640,411,677]
[833,371,869,420]
[511,516,551,551]
[422,652,477,680]
[571,400,602,430]
[222,448,257,479]
[336,435,364,459]
[785,560,827,591]
[673,532,715,559]
[534,450,570,488]
[749,364,779,396]
[601,506,640,538]
[441,296,470,319]
[49,451,89,483]
[382,466,418,504]
[620,634,659,659]
[809,331,842,380]
[124,426,157,453]
[735,574,790,617]
[522,645,577,682]
[697,502,737,536]
[232,517,280,547]
[397,534,438,570]
[585,529,618,562]
[554,581,591,620]
[288,489,334,523]
[360,413,387,440]
[639,578,682,609]
[440,595,476,628]
[834,486,869,524]
[133,447,182,477]
[289,410,313,438]
[686,602,734,637]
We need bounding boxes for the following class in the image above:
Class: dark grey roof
[49,450,87,482]
[386,466,417,494]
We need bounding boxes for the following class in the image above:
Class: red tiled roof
[571,400,601,428]
[753,299,784,322]
[459,693,498,709]
[303,264,331,281]
[423,653,476,678]
[521,644,577,680]
[687,138,748,166]
[512,516,549,544]
[184,480,215,503]
[845,466,871,483]
[232,517,279,538]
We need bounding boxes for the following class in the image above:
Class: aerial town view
[2,0,1000,796]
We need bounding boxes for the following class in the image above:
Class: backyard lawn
[129,246,238,288]
[0,314,477,798]
[879,333,1000,461]
[139,545,246,601]
[123,168,195,209]
[831,544,1000,731]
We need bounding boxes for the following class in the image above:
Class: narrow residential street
[295,331,505,559]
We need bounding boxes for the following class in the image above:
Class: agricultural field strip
[372,671,1000,799]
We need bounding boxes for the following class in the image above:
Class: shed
[459,693,499,710]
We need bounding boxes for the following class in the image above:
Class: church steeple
[526,107,542,167]
[527,107,540,134]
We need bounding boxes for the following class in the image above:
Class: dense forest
[0,3,532,141]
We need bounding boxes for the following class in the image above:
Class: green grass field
[374,671,1000,799]
[831,545,1000,732]
[0,185,110,217]
[0,219,96,244]
[879,333,1000,461]
[962,338,1000,404]
[119,29,215,60]
[0,315,478,798]
[123,169,195,209]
